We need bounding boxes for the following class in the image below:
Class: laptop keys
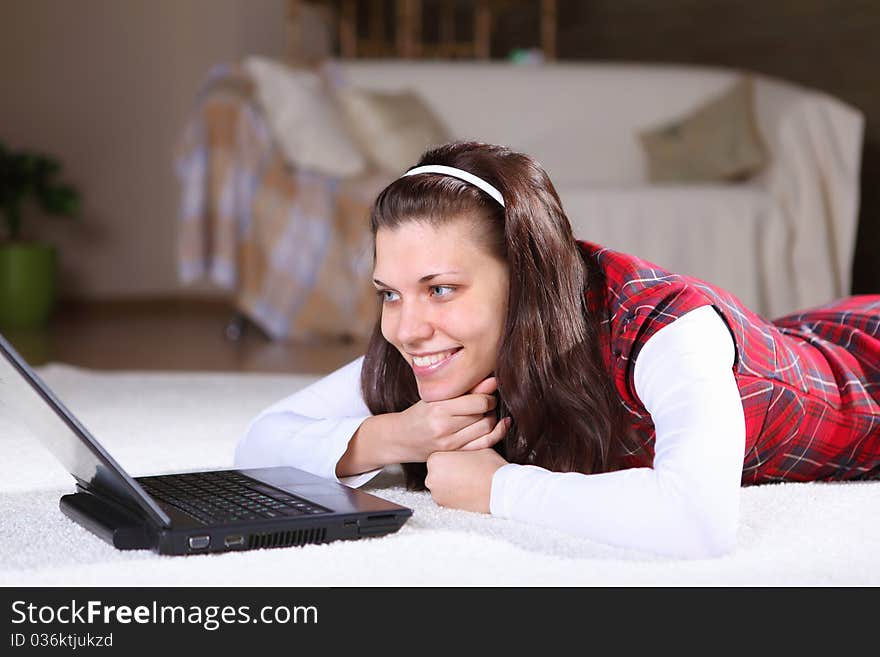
[137,471,329,524]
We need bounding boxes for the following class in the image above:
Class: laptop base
[60,485,411,555]
[60,492,157,550]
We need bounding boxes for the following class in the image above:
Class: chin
[417,384,455,403]
[417,380,469,402]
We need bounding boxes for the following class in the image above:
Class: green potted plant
[0,141,81,328]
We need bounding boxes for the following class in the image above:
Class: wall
[2,0,877,299]
[415,0,879,293]
[0,0,287,299]
[496,0,880,292]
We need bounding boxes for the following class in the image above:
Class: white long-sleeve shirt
[235,305,746,558]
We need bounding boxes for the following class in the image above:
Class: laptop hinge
[60,491,157,550]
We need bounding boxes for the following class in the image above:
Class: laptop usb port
[188,535,210,550]
[224,535,245,548]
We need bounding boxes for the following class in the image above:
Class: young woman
[235,141,880,558]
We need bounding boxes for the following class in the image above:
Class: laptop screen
[0,333,170,526]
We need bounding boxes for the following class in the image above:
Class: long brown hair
[361,141,637,489]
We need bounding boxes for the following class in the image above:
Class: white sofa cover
[338,60,864,318]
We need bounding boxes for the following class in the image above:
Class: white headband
[401,164,505,208]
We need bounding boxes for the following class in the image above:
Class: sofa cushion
[638,76,768,183]
[334,87,453,174]
[243,56,368,178]
[558,182,785,316]
[340,61,756,185]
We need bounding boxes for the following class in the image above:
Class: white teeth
[412,349,457,367]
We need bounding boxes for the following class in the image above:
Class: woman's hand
[424,448,510,513]
[390,377,508,463]
[336,376,510,478]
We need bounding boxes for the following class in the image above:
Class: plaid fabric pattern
[580,241,880,485]
[175,64,387,341]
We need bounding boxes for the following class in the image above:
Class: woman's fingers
[438,392,497,417]
[468,376,498,396]
[439,411,492,436]
[443,413,498,450]
[413,378,501,452]
[458,417,511,451]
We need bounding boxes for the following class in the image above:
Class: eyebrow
[372,272,461,288]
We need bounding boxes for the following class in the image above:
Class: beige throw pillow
[639,77,768,183]
[335,88,452,174]
[243,56,368,178]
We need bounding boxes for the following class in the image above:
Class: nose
[395,298,434,346]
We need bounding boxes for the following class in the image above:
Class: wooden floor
[1,300,370,375]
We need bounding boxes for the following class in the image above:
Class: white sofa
[335,60,864,319]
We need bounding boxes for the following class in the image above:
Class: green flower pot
[0,242,57,328]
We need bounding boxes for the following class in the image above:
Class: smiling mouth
[411,347,462,368]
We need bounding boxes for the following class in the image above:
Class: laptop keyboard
[137,471,330,525]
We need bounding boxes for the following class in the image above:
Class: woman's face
[373,218,509,402]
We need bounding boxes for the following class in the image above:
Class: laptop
[0,332,411,555]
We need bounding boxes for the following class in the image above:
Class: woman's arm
[234,356,384,487]
[489,305,746,558]
[335,412,401,478]
[236,355,505,486]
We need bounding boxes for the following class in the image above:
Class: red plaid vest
[580,241,880,484]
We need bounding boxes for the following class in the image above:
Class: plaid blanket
[175,64,388,341]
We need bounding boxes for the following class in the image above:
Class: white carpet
[1,364,878,586]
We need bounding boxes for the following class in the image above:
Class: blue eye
[377,286,454,303]
[431,285,455,297]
